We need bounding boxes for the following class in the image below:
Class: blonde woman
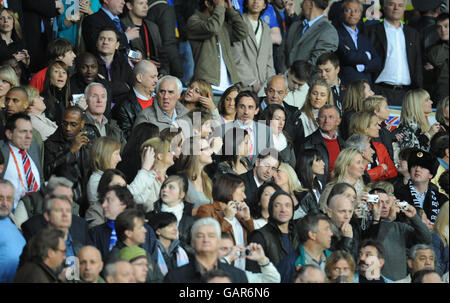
[273,162,307,219]
[299,79,334,137]
[395,89,442,151]
[349,111,397,181]
[24,85,57,141]
[319,148,369,214]
[340,79,374,140]
[432,202,449,276]
[0,7,30,68]
[0,65,19,108]
[181,78,221,122]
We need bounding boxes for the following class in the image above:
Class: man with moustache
[355,239,393,283]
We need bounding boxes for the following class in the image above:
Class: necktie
[246,127,254,162]
[112,17,123,33]
[301,19,309,35]
[107,220,117,251]
[19,149,38,193]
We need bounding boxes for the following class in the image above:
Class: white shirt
[249,18,263,47]
[273,133,288,151]
[285,83,309,110]
[211,42,233,92]
[224,216,246,270]
[376,21,411,85]
[161,202,184,225]
[4,144,41,212]
[300,109,319,137]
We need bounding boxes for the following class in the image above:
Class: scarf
[161,202,184,225]
[106,220,117,251]
[156,240,190,276]
[408,180,440,224]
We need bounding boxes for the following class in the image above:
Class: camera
[366,194,379,203]
[127,49,140,59]
[396,201,409,211]
[239,248,251,257]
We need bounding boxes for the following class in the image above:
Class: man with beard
[14,228,66,282]
[44,107,91,215]
[70,52,114,119]
[355,239,393,283]
[247,190,300,282]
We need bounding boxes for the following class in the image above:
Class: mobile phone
[127,50,140,59]
[366,194,379,203]
[72,94,84,105]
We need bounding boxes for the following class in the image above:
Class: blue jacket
[336,23,382,86]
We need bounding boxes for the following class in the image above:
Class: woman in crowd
[251,181,282,230]
[319,148,368,214]
[186,107,214,139]
[149,175,195,252]
[213,127,251,182]
[349,111,397,181]
[24,85,57,141]
[295,148,325,215]
[41,60,72,124]
[0,7,29,67]
[217,84,241,124]
[340,79,374,140]
[0,65,18,109]
[432,202,449,276]
[147,212,190,277]
[299,79,334,137]
[117,122,160,183]
[261,104,296,168]
[181,78,220,121]
[273,162,306,219]
[436,96,449,135]
[324,250,355,283]
[196,173,253,270]
[178,137,214,211]
[394,89,441,152]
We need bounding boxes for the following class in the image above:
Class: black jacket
[83,112,127,150]
[13,262,60,283]
[373,123,394,161]
[295,190,320,216]
[164,258,248,283]
[239,169,259,205]
[302,129,345,185]
[111,89,144,139]
[0,32,26,62]
[364,21,423,89]
[146,0,183,79]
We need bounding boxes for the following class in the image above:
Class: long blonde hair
[362,95,387,113]
[277,162,304,193]
[400,89,431,132]
[332,148,364,183]
[301,79,333,128]
[141,137,171,164]
[342,79,368,112]
[348,111,377,137]
[434,202,449,246]
[89,136,122,172]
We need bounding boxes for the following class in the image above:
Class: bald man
[104,260,136,283]
[258,75,305,155]
[326,194,359,259]
[112,60,159,139]
[78,245,105,283]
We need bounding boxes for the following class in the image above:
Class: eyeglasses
[259,162,279,173]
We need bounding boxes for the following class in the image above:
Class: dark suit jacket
[82,8,129,56]
[364,21,423,88]
[111,89,143,139]
[336,23,382,85]
[239,169,259,205]
[21,214,91,256]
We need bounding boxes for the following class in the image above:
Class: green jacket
[187,6,248,86]
[294,243,332,270]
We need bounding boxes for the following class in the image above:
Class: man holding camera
[363,187,432,281]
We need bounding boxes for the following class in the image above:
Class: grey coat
[276,16,338,73]
[231,14,275,88]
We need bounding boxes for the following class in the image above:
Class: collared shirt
[253,175,263,188]
[65,232,75,261]
[320,129,338,140]
[342,23,371,72]
[412,186,428,208]
[4,144,41,212]
[86,112,108,136]
[304,249,327,272]
[101,7,129,43]
[236,120,256,155]
[162,107,178,125]
[376,21,411,85]
[223,216,246,270]
[194,257,219,277]
[303,14,324,34]
[260,98,285,112]
[211,42,232,92]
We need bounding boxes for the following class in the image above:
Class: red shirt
[29,67,48,93]
[137,96,153,109]
[323,136,340,178]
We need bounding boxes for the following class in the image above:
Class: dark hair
[0,150,4,165]
[97,169,127,199]
[100,185,136,210]
[202,269,233,282]
[198,0,215,11]
[289,60,315,83]
[212,173,244,203]
[218,84,242,115]
[221,232,235,243]
[430,133,449,159]
[297,213,330,243]
[268,190,294,224]
[326,182,356,207]
[27,228,65,263]
[260,103,286,126]
[398,147,420,161]
[438,170,449,196]
[75,52,98,73]
[295,148,324,192]
[42,60,71,112]
[316,52,340,68]
[412,269,441,283]
[312,0,330,11]
[5,112,31,132]
[115,209,145,243]
[218,127,250,166]
[147,212,178,232]
[7,86,28,101]
[251,181,282,219]
[98,26,120,42]
[437,12,449,23]
[243,0,269,16]
[369,188,387,195]
[256,147,280,163]
[46,38,74,62]
[235,90,260,109]
[359,239,386,260]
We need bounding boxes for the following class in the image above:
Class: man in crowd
[103,259,136,283]
[276,0,338,72]
[294,264,326,283]
[430,134,449,194]
[0,179,26,282]
[364,0,423,106]
[355,239,393,283]
[316,52,345,112]
[164,218,248,282]
[112,60,159,139]
[77,245,105,283]
[284,60,314,110]
[302,104,344,184]
[396,244,436,283]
